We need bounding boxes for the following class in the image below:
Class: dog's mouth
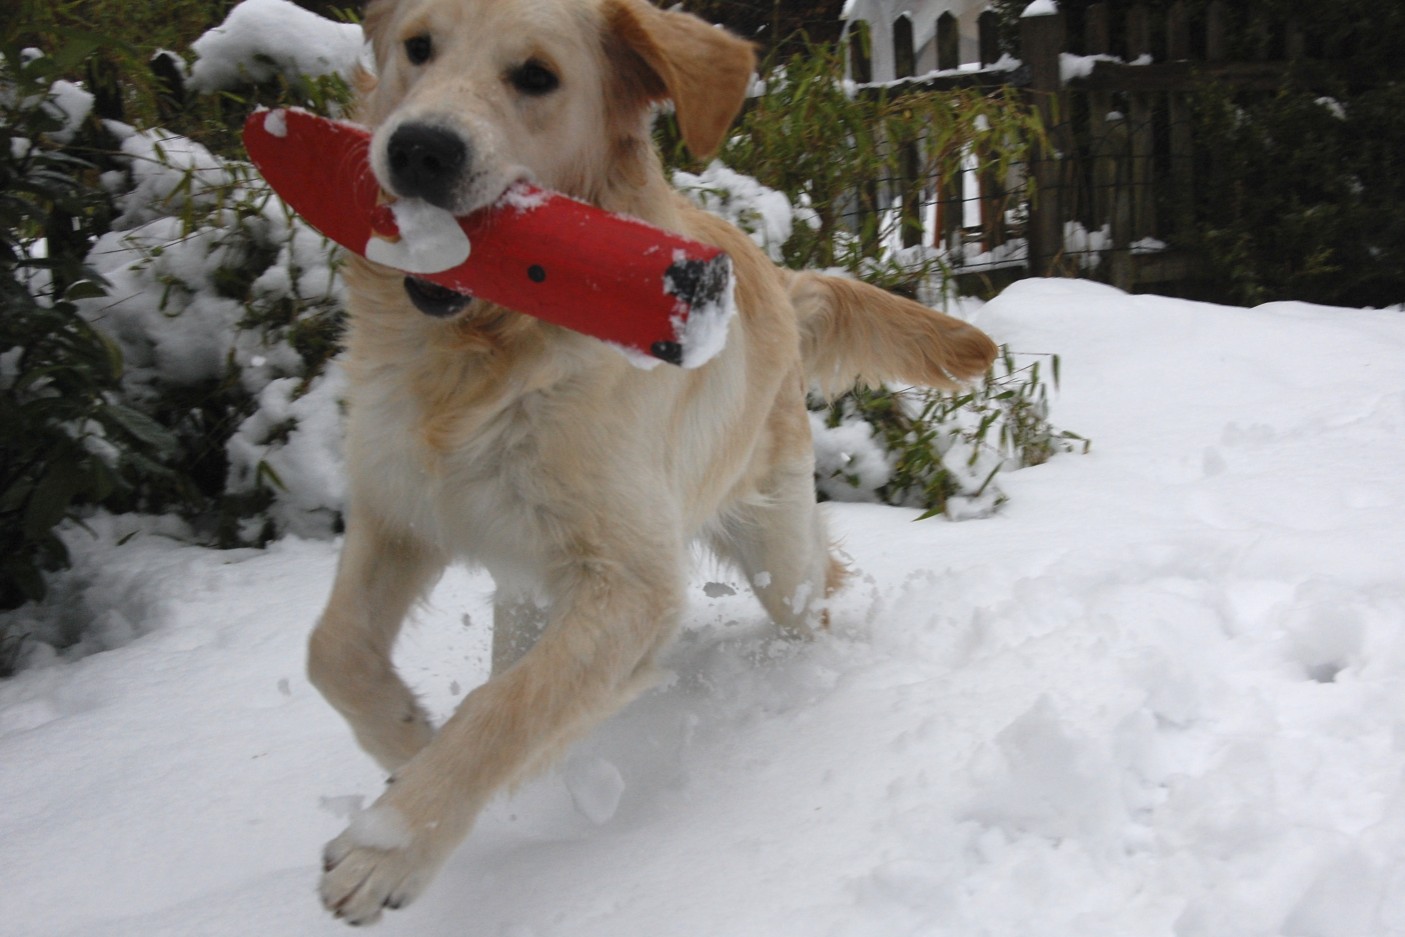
[403,276,473,318]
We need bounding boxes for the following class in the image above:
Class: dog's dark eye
[509,60,560,96]
[404,35,433,66]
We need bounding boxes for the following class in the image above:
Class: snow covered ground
[2,279,1404,937]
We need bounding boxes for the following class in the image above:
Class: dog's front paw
[319,806,442,925]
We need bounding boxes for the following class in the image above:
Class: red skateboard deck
[242,108,734,367]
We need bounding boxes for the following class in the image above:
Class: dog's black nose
[386,123,467,209]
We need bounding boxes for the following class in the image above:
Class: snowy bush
[0,1,1087,670]
[673,163,813,263]
[185,0,365,95]
[812,349,1088,520]
[665,42,1080,518]
[1,25,351,669]
[79,120,348,545]
[1,45,186,627]
[1190,78,1405,307]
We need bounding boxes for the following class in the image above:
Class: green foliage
[1,18,351,665]
[665,38,1082,519]
[666,42,1046,294]
[11,0,228,131]
[816,349,1088,519]
[11,0,357,152]
[1189,80,1405,308]
[0,10,1085,670]
[0,40,186,615]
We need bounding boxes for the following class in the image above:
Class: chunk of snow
[43,80,94,145]
[109,127,228,230]
[262,107,287,138]
[672,253,737,369]
[496,183,550,213]
[1315,96,1347,120]
[1060,52,1118,83]
[1022,0,1059,17]
[564,756,626,825]
[673,162,803,263]
[810,412,893,502]
[364,200,471,274]
[344,805,412,851]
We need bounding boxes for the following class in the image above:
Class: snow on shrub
[79,118,348,542]
[673,163,814,263]
[186,0,367,94]
[1,0,1086,668]
[224,368,347,541]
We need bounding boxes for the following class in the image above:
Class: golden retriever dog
[307,0,997,923]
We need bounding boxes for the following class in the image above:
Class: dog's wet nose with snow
[380,123,479,314]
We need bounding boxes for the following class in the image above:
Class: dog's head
[359,0,755,216]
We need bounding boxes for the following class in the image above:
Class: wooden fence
[844,1,1356,294]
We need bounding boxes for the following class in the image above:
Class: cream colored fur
[308,0,997,923]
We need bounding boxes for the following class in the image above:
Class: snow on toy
[242,107,735,367]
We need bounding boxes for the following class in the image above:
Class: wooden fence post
[1206,1,1227,63]
[1085,3,1116,233]
[972,10,1008,254]
[978,10,1001,67]
[893,16,924,249]
[848,21,880,254]
[1166,0,1195,242]
[1126,3,1157,247]
[1021,6,1066,276]
[934,11,964,252]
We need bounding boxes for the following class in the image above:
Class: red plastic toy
[242,108,734,367]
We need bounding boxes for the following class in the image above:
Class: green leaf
[63,278,108,302]
[100,404,176,453]
[22,454,85,540]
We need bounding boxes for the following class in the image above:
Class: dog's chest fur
[341,308,585,570]
[336,292,713,582]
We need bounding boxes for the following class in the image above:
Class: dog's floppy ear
[362,0,399,69]
[605,0,755,159]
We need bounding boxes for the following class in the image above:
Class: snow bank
[4,280,1405,936]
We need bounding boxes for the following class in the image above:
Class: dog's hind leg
[308,517,447,773]
[713,460,844,638]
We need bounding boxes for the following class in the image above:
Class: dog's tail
[789,270,999,398]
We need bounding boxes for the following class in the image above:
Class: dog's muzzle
[404,276,473,317]
[386,124,468,211]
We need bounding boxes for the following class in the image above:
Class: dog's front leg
[309,519,447,773]
[319,548,683,925]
